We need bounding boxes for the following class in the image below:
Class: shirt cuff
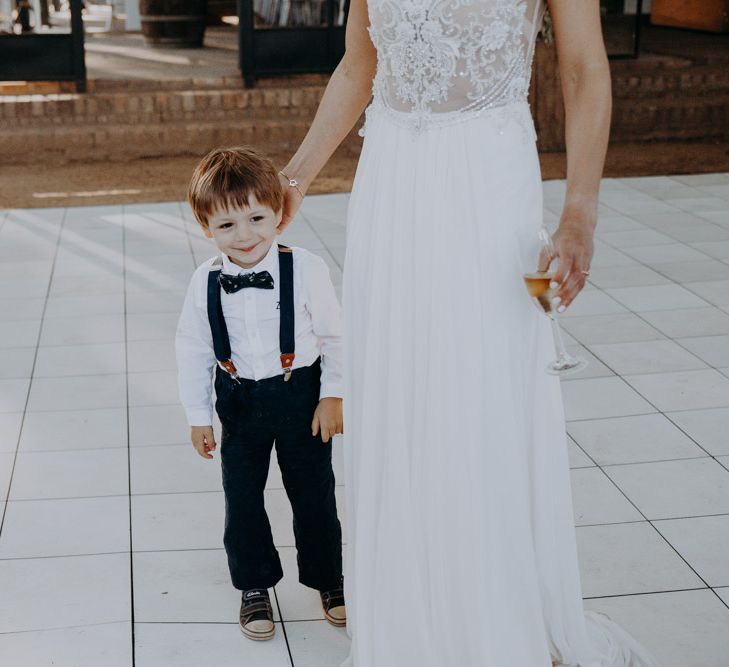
[185,406,214,426]
[319,382,343,400]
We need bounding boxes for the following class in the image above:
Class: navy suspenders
[277,246,296,378]
[206,244,296,383]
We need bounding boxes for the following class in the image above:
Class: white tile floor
[1,174,729,666]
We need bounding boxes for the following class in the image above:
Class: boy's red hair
[188,146,284,228]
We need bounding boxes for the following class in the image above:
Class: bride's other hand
[551,220,594,310]
[547,0,610,310]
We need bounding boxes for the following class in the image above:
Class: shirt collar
[221,241,279,276]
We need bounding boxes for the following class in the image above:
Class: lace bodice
[367,0,543,130]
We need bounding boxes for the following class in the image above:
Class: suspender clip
[218,359,241,384]
[281,353,295,382]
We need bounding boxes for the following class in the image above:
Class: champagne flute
[523,227,587,376]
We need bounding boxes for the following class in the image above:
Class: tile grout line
[558,341,679,425]
[595,263,729,374]
[3,481,345,503]
[650,333,729,378]
[6,442,192,454]
[600,453,726,470]
[123,620,284,625]
[559,304,723,339]
[582,586,710,601]
[567,436,596,470]
[556,291,729,597]
[11,401,729,419]
[0,549,133,562]
[0,520,716,563]
[0,208,66,541]
[565,382,729,600]
[565,406,726,423]
[8,441,192,454]
[0,620,129,636]
[592,214,727,310]
[564,358,729,447]
[593,455,719,597]
[0,542,343,562]
[566,307,720,369]
[5,440,724,470]
[273,586,297,667]
[122,203,137,667]
[583,510,729,526]
[589,303,729,412]
[8,192,728,656]
[709,587,729,614]
[718,457,729,474]
[5,506,729,560]
[14,319,729,356]
[3,209,200,387]
[563,336,722,459]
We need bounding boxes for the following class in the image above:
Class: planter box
[651,0,729,33]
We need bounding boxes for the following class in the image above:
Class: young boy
[176,146,345,640]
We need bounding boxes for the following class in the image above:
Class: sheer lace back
[367,0,544,130]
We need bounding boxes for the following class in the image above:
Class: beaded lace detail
[366,0,543,132]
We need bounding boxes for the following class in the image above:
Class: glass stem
[548,313,569,360]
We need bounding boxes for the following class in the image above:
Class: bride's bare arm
[278,0,376,230]
[547,0,612,309]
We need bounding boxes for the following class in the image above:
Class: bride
[279,1,659,665]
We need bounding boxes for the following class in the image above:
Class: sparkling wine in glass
[524,229,587,376]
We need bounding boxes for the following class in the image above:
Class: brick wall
[1,47,728,165]
[531,41,729,152]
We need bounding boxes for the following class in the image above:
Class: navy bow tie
[218,270,275,294]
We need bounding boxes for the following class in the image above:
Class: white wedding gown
[341,1,659,666]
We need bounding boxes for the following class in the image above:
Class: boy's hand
[191,425,217,459]
[312,398,343,444]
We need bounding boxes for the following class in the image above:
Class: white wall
[0,0,12,32]
[125,0,140,30]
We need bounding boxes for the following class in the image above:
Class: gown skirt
[340,101,659,667]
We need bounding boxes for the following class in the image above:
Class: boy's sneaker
[239,589,275,640]
[320,580,346,627]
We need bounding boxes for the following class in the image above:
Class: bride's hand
[550,222,595,311]
[278,172,307,233]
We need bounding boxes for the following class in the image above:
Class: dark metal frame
[238,0,347,87]
[0,0,86,92]
[605,0,644,60]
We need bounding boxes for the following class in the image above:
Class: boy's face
[203,195,282,269]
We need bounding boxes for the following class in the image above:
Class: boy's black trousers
[215,357,343,592]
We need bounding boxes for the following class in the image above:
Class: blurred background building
[0,0,727,209]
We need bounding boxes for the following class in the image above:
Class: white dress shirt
[175,242,343,426]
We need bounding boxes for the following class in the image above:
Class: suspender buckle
[281,353,295,382]
[218,359,241,384]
